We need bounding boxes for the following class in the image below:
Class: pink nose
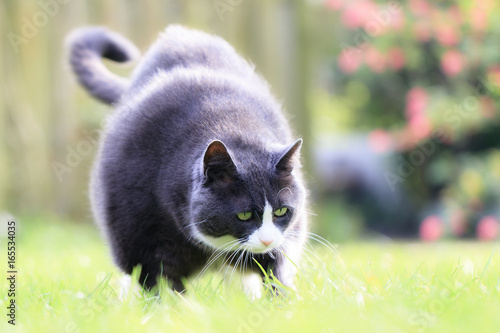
[260,238,273,247]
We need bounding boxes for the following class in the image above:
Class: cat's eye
[237,212,252,221]
[274,207,288,217]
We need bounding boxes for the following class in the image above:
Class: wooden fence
[0,0,315,220]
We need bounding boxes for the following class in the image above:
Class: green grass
[1,216,499,332]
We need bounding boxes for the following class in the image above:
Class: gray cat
[67,25,308,294]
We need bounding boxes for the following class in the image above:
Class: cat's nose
[259,238,273,247]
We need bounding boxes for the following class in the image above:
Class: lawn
[1,216,499,332]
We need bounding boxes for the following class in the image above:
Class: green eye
[274,207,288,217]
[237,212,252,221]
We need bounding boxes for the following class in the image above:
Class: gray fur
[70,25,308,291]
[67,27,140,104]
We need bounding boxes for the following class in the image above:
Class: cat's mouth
[191,225,284,254]
[241,239,283,254]
[242,228,284,254]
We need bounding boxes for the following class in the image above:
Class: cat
[67,25,308,294]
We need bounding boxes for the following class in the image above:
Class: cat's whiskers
[240,246,250,276]
[294,239,317,266]
[203,239,240,269]
[284,231,339,269]
[274,240,288,263]
[180,218,209,230]
[241,246,250,276]
[219,245,245,281]
[229,245,248,285]
[196,249,231,281]
[235,249,245,279]
[268,250,276,260]
[203,239,248,284]
[242,247,251,274]
[305,238,321,260]
[304,232,339,256]
[184,232,204,247]
[195,239,241,280]
[276,187,292,199]
[285,230,339,256]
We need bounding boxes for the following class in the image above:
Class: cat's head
[190,139,306,254]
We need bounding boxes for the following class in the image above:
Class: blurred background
[1,0,500,242]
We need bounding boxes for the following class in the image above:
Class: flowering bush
[324,0,500,240]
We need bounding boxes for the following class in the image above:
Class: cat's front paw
[241,273,263,300]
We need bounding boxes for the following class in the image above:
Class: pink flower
[338,47,363,73]
[405,87,432,141]
[450,209,467,236]
[341,0,377,28]
[435,24,460,46]
[325,0,344,11]
[364,46,386,73]
[389,10,405,31]
[408,113,432,141]
[413,21,432,42]
[409,0,430,17]
[419,215,443,242]
[477,216,499,241]
[448,5,462,25]
[406,87,428,118]
[363,5,405,36]
[479,96,496,118]
[341,4,365,28]
[441,50,465,77]
[468,0,494,33]
[470,8,488,33]
[368,129,393,153]
[388,48,405,70]
[487,66,500,89]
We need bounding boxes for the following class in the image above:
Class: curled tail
[67,27,140,104]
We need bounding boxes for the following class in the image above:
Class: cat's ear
[203,140,238,184]
[275,139,302,177]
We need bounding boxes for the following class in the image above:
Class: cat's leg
[118,275,133,301]
[271,242,305,293]
[250,255,294,296]
[273,254,297,290]
[273,216,308,291]
[137,256,191,293]
[241,272,263,299]
[104,203,207,293]
[170,279,185,293]
[137,243,206,293]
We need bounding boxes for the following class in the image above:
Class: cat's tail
[66,27,140,105]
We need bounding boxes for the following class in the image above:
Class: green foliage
[317,0,500,236]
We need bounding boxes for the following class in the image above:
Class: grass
[1,216,499,333]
